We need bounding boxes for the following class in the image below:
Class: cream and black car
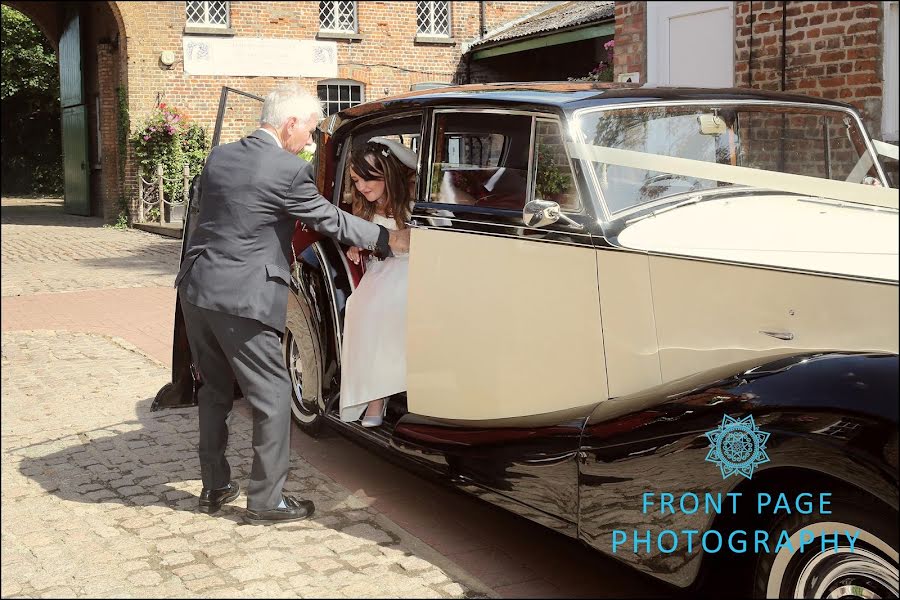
[156,83,899,598]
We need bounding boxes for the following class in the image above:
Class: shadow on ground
[14,396,387,537]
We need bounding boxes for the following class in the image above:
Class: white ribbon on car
[873,139,899,160]
[566,143,899,210]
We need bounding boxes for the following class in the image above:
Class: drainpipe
[781,1,788,91]
[779,1,788,171]
[479,1,486,37]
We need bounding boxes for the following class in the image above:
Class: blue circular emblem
[705,415,770,479]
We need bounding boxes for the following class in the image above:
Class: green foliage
[115,87,131,224]
[535,143,570,199]
[1,5,58,101]
[131,103,208,204]
[299,148,315,162]
[103,211,129,230]
[569,39,615,83]
[116,87,129,181]
[1,5,62,195]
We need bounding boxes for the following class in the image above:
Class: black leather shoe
[244,495,315,524]
[198,481,240,514]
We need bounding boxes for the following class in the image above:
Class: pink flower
[604,39,615,50]
[150,126,156,132]
[143,135,150,141]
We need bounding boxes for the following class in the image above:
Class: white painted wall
[647,1,734,87]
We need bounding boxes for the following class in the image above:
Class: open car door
[151,87,265,410]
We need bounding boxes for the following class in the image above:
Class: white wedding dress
[339,213,409,422]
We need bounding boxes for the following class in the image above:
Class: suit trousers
[179,295,292,511]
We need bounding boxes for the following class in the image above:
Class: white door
[647,1,734,87]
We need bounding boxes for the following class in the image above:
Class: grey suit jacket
[175,129,389,333]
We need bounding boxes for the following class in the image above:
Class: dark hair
[349,142,413,230]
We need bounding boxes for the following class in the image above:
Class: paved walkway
[1,198,670,598]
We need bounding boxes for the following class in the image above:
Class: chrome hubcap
[794,546,898,599]
[286,330,317,419]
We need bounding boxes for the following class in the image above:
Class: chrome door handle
[759,330,794,341]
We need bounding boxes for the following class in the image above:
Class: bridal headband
[368,136,418,170]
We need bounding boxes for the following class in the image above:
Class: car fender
[577,352,898,588]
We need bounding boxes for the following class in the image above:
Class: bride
[339,137,416,427]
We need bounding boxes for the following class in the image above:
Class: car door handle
[759,330,794,341]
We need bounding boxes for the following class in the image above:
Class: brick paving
[1,197,671,598]
[1,198,181,297]
[0,198,488,599]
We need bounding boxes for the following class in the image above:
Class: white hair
[259,84,323,128]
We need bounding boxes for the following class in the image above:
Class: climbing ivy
[115,86,130,222]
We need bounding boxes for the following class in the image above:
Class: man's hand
[346,246,361,265]
[388,228,410,254]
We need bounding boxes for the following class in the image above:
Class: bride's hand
[346,246,361,265]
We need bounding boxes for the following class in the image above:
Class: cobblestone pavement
[0,198,489,598]
[1,198,181,296]
[1,197,671,598]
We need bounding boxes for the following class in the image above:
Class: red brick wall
[115,2,543,134]
[113,1,540,217]
[734,1,885,136]
[613,1,646,83]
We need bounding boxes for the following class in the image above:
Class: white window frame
[317,79,365,117]
[185,1,230,29]
[416,1,451,37]
[883,1,899,141]
[319,1,358,34]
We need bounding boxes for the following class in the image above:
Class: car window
[339,114,422,209]
[429,112,531,211]
[578,105,884,216]
[532,119,581,212]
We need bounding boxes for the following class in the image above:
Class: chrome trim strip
[535,116,587,215]
[411,213,593,239]
[570,100,890,221]
[411,223,596,249]
[526,114,536,212]
[759,330,795,341]
[311,241,345,365]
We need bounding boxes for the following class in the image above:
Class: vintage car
[155,83,899,598]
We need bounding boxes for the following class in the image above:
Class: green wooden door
[59,8,90,216]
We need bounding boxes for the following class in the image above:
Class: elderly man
[175,85,410,523]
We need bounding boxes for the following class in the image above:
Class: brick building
[456,1,896,156]
[6,1,896,220]
[4,0,546,221]
[611,1,898,148]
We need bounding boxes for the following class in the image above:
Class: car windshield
[576,103,882,216]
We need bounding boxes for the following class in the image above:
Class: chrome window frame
[332,109,427,208]
[425,108,585,216]
[532,116,585,214]
[571,99,890,223]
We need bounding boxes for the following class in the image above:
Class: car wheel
[753,498,899,598]
[284,288,324,437]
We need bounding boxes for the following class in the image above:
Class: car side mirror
[523,199,584,230]
[523,199,560,228]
